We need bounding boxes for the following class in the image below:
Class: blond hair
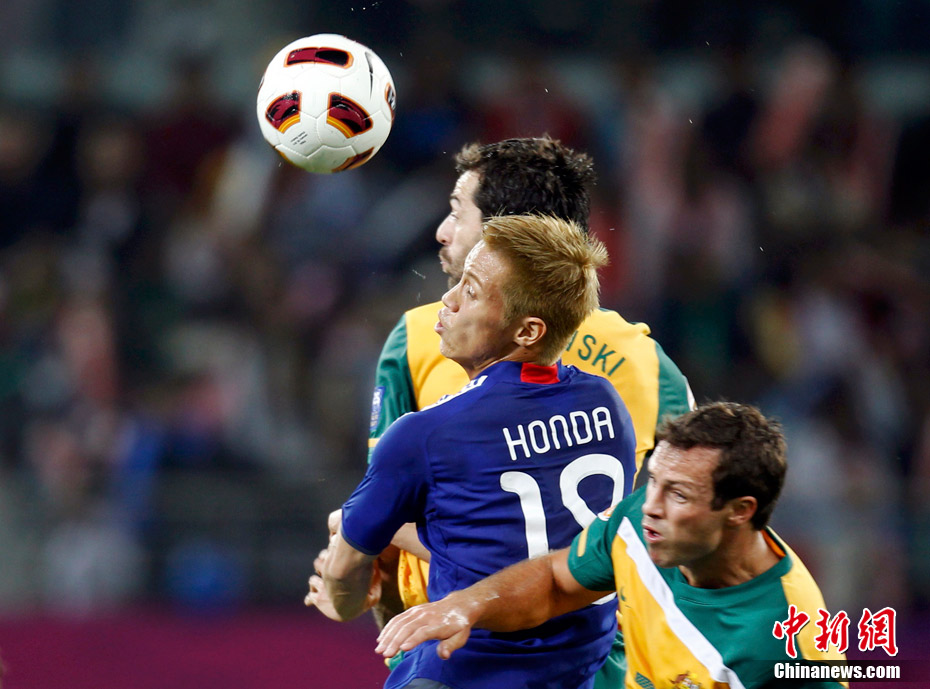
[482,215,608,364]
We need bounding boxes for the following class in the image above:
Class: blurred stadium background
[1,1,929,686]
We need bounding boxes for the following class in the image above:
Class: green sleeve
[655,341,694,425]
[568,492,639,592]
[368,315,417,464]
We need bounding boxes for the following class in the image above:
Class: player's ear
[513,316,546,349]
[725,496,757,527]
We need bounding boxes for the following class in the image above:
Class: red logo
[326,93,372,138]
[266,92,301,132]
[285,47,352,68]
[858,607,898,656]
[772,605,810,659]
[773,606,899,658]
[814,609,850,654]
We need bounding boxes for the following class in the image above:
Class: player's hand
[305,550,382,621]
[375,595,475,660]
[305,546,340,618]
[314,545,331,576]
[305,573,344,620]
[327,509,342,537]
[306,568,381,621]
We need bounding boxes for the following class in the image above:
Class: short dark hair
[657,402,787,529]
[454,137,595,231]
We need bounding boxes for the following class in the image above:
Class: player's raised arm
[375,547,609,660]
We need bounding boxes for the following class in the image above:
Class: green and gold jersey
[568,489,848,689]
[369,301,693,477]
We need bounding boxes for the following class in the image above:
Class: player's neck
[679,530,781,589]
[461,349,543,380]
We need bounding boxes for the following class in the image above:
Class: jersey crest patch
[670,672,703,689]
[423,375,487,410]
[370,386,384,432]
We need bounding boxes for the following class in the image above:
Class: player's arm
[322,508,413,623]
[308,529,381,622]
[326,509,425,561]
[390,522,430,561]
[313,413,426,623]
[366,317,431,625]
[376,547,609,660]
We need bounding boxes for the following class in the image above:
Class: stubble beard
[439,249,463,289]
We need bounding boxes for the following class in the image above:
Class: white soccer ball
[256,34,396,174]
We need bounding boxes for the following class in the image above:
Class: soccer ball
[256,34,396,174]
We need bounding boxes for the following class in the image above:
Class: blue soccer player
[307,214,637,689]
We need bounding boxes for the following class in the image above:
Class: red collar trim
[520,363,560,384]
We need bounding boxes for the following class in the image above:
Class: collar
[481,360,563,385]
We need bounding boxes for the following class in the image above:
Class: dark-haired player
[373,136,692,598]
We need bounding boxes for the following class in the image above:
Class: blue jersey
[342,360,637,689]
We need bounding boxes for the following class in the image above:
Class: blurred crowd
[0,1,929,624]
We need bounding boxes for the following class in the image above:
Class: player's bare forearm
[375,548,606,659]
[320,517,410,627]
[324,571,378,621]
[317,531,380,621]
